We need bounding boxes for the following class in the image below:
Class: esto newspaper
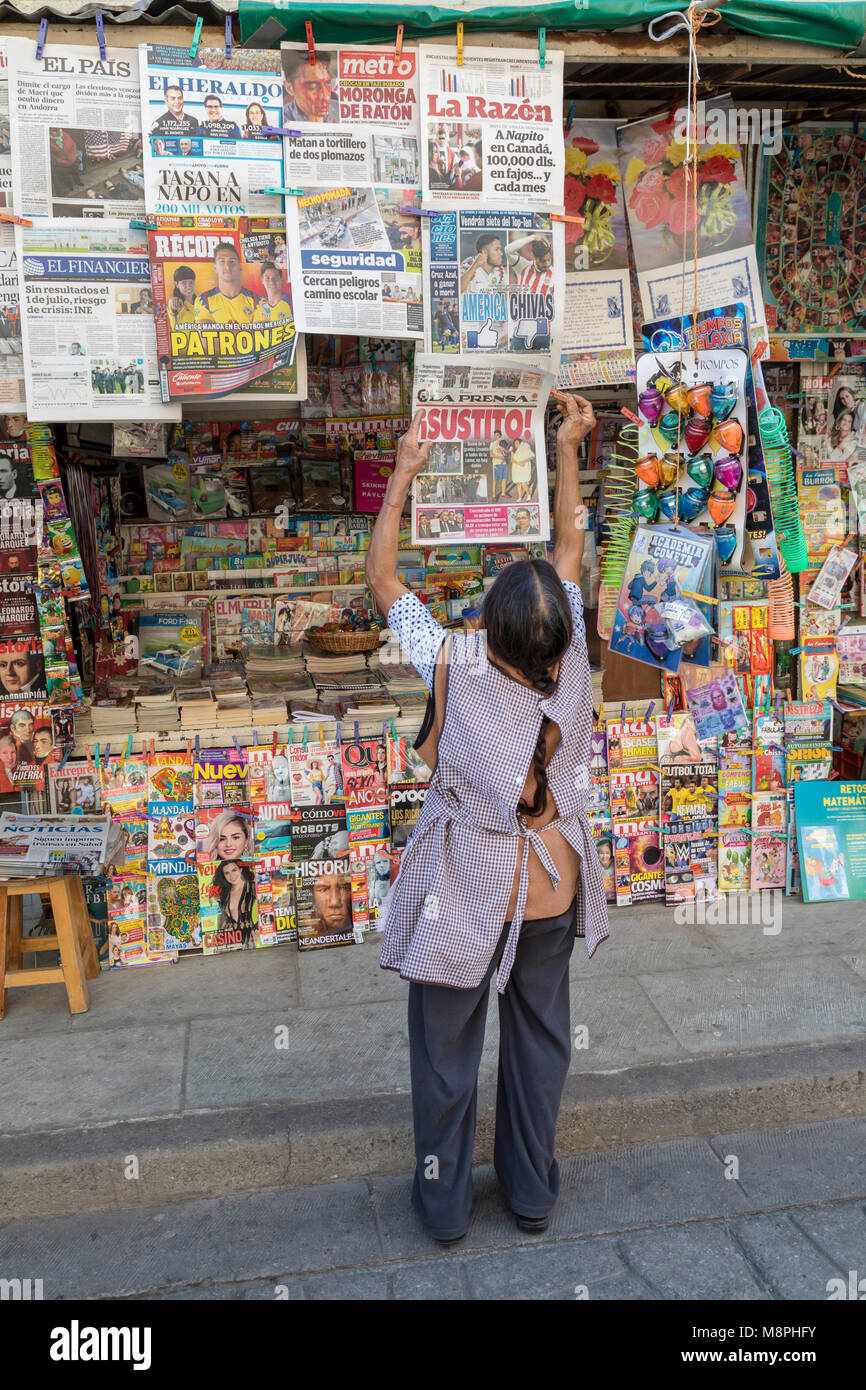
[15,220,178,423]
[418,44,564,211]
[410,353,553,544]
[7,39,144,219]
[148,216,300,401]
[139,46,285,217]
[279,42,421,189]
[423,209,564,361]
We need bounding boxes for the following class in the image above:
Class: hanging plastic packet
[660,598,714,649]
[807,545,859,610]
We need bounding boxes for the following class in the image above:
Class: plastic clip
[225,14,232,60]
[305,19,316,66]
[395,24,404,63]
[95,13,106,62]
[0,211,33,227]
[457,21,464,66]
[36,17,48,61]
[565,101,575,135]
[190,17,203,58]
[538,28,546,70]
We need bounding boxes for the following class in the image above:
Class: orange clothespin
[551,212,584,227]
[750,340,768,365]
[395,24,404,62]
[0,211,33,228]
[272,729,278,755]
[305,19,316,66]
[620,406,641,426]
[149,738,155,759]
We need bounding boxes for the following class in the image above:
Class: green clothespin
[125,734,132,761]
[303,725,308,750]
[389,718,397,741]
[94,742,100,770]
[190,17,203,58]
[538,28,546,69]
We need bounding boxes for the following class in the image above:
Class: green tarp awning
[239,1,866,52]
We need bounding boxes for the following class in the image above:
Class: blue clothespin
[105,744,111,762]
[36,18,48,60]
[354,720,360,746]
[129,218,156,231]
[261,127,303,139]
[667,696,676,718]
[190,17,203,58]
[620,701,626,722]
[257,185,305,197]
[95,13,106,61]
[194,734,200,760]
[565,101,575,135]
[225,14,232,59]
[58,745,72,770]
[538,29,546,69]
[232,736,241,755]
[401,205,434,216]
[336,721,342,747]
[646,701,655,720]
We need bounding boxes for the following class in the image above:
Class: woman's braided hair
[482,559,573,818]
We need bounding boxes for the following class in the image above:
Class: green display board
[240,0,866,52]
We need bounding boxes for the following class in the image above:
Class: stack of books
[136,686,180,732]
[215,691,253,727]
[179,687,216,729]
[90,696,135,738]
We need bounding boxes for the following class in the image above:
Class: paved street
[1,1116,865,1299]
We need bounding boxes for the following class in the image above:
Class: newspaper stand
[0,874,100,1017]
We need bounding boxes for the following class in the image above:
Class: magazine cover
[242,597,275,644]
[795,780,866,903]
[255,859,296,946]
[247,744,293,804]
[289,738,343,806]
[192,746,249,809]
[147,868,201,952]
[48,762,101,814]
[658,713,718,905]
[147,751,193,807]
[290,804,354,950]
[341,737,388,809]
[685,674,749,743]
[606,717,663,905]
[148,216,302,402]
[718,729,752,830]
[718,831,751,893]
[389,782,428,849]
[194,805,255,865]
[99,757,148,810]
[138,611,203,679]
[609,524,714,672]
[386,733,432,786]
[750,790,788,891]
[198,856,260,954]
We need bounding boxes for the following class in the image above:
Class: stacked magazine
[0,813,123,877]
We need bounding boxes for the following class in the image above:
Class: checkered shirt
[380,581,609,992]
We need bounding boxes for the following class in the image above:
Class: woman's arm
[365,410,430,616]
[550,388,596,586]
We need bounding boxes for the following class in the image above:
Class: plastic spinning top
[709,380,738,421]
[656,488,680,521]
[677,487,709,522]
[707,488,736,525]
[713,453,743,492]
[665,383,691,414]
[645,622,672,661]
[658,411,682,444]
[714,524,738,563]
[659,451,681,487]
[687,382,713,418]
[633,488,659,520]
[635,454,662,488]
[638,387,666,425]
[683,413,711,454]
[686,452,714,489]
[713,418,744,455]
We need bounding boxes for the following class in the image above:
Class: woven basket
[306,629,382,653]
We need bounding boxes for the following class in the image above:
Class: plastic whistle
[190,17,203,58]
[36,17,47,60]
[95,13,106,62]
[262,126,303,138]
[0,211,33,227]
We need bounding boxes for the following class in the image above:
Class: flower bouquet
[623,116,743,255]
[563,135,621,268]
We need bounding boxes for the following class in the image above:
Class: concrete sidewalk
[0,895,864,1221]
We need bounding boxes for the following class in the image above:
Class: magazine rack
[0,875,100,1018]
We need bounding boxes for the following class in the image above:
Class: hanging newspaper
[410,353,553,544]
[559,116,635,387]
[139,45,285,217]
[0,227,24,412]
[0,41,12,204]
[147,215,301,402]
[285,186,423,337]
[15,219,179,423]
[618,101,767,351]
[422,209,564,362]
[279,42,421,189]
[6,38,144,220]
[418,44,564,212]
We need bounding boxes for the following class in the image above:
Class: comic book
[795,780,866,903]
[192,746,249,809]
[288,738,343,806]
[717,729,751,892]
[752,708,786,792]
[609,524,714,672]
[587,727,615,902]
[99,757,149,812]
[783,701,832,895]
[242,597,275,645]
[750,790,787,890]
[657,712,718,904]
[800,635,839,702]
[291,804,354,950]
[341,737,388,810]
[606,717,663,905]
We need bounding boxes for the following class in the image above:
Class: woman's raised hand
[395,409,432,479]
[551,388,596,448]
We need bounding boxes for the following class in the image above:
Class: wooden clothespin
[190,17,203,58]
[395,24,404,63]
[317,722,324,746]
[95,13,106,62]
[538,29,546,70]
[272,728,278,755]
[456,21,464,66]
[36,17,48,60]
[149,738,155,759]
[305,19,316,66]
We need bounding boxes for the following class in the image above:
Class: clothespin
[225,14,232,60]
[395,24,404,63]
[129,218,156,231]
[646,702,655,720]
[94,743,100,770]
[150,738,155,758]
[272,729,278,755]
[620,702,626,722]
[389,718,398,742]
[36,17,48,60]
[257,185,306,197]
[354,720,360,746]
[382,720,388,747]
[550,212,585,226]
[565,101,575,135]
[190,17,203,58]
[186,739,192,759]
[0,211,33,228]
[58,745,72,771]
[305,19,316,66]
[105,744,111,762]
[456,21,464,66]
[232,736,241,756]
[538,29,546,69]
[125,734,132,761]
[667,696,676,718]
[750,341,768,366]
[336,722,342,748]
[95,13,106,62]
[261,128,303,140]
[317,722,324,746]
[302,724,308,750]
[619,406,641,426]
[401,205,435,216]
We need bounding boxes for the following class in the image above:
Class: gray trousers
[408,897,577,1239]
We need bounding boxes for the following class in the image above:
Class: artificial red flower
[564,175,587,213]
[665,164,691,199]
[699,155,736,184]
[564,219,583,245]
[629,183,673,230]
[585,173,617,205]
[668,194,698,236]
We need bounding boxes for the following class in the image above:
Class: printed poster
[559,117,634,387]
[423,208,564,361]
[419,43,564,211]
[15,220,179,423]
[756,123,866,339]
[139,45,285,217]
[795,779,866,903]
[618,101,766,349]
[285,185,424,337]
[278,42,420,189]
[147,215,301,401]
[7,39,144,219]
[411,353,553,544]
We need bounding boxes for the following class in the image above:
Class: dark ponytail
[482,559,573,819]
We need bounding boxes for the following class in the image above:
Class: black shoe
[514,1213,550,1234]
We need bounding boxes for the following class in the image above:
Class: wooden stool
[0,874,100,1018]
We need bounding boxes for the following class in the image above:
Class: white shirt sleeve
[387,591,447,691]
[562,579,588,652]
